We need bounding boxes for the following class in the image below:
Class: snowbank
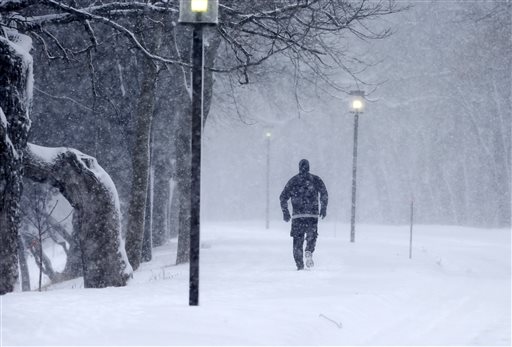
[1,222,510,345]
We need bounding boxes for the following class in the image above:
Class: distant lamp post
[265,131,272,229]
[178,0,219,307]
[349,90,365,243]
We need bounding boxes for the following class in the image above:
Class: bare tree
[20,182,74,290]
[125,15,164,270]
[21,184,59,291]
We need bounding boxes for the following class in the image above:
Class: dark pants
[291,217,318,269]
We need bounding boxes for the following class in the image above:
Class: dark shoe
[305,251,314,268]
[297,264,304,270]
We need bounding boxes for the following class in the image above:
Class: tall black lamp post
[178,0,218,306]
[349,90,365,243]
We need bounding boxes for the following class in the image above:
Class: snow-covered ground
[1,222,510,346]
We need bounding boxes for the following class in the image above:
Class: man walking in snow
[280,159,328,270]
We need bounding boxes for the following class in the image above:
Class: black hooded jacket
[280,160,328,218]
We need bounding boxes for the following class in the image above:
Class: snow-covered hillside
[1,222,510,346]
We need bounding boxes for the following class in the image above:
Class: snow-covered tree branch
[23,143,133,288]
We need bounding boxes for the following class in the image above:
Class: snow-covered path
[1,222,510,345]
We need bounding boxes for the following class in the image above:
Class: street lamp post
[349,90,365,243]
[179,0,218,306]
[265,131,272,229]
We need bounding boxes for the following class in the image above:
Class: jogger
[280,159,328,270]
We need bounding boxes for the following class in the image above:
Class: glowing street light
[352,99,363,111]
[350,91,365,113]
[179,0,219,24]
[349,90,365,243]
[178,0,219,307]
[191,0,208,12]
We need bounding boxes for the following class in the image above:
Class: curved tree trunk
[60,216,84,280]
[23,144,132,288]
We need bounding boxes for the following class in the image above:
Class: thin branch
[42,28,70,61]
[40,0,187,66]
[34,87,94,112]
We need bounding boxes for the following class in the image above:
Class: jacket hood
[299,159,310,174]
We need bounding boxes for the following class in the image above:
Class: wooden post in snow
[409,199,414,259]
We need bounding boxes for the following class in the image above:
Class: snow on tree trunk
[23,144,133,288]
[0,32,32,295]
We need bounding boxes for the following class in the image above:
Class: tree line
[0,0,401,294]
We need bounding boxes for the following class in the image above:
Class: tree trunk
[151,150,172,246]
[125,56,159,270]
[23,144,132,288]
[174,92,192,264]
[60,217,83,280]
[0,33,32,295]
[17,235,31,291]
[169,179,179,239]
[38,228,43,291]
[202,33,222,125]
[175,117,192,264]
[27,239,58,285]
[141,165,153,263]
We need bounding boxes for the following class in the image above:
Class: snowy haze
[201,2,511,228]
